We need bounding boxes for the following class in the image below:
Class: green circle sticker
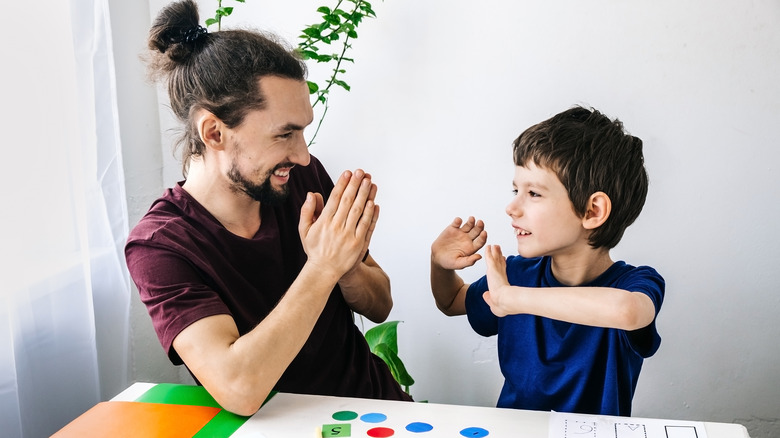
[332,410,359,421]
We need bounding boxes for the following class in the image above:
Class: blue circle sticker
[460,426,489,437]
[406,422,434,433]
[360,412,388,423]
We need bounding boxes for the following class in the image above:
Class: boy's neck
[549,249,614,286]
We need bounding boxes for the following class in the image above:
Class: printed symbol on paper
[665,425,699,438]
[565,419,597,438]
[615,423,647,438]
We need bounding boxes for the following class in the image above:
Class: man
[126,0,410,416]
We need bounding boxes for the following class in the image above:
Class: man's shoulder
[127,185,205,244]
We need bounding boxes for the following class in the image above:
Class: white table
[113,383,750,438]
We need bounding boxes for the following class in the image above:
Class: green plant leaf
[302,27,321,38]
[299,50,319,60]
[325,14,341,25]
[216,6,233,16]
[372,343,415,388]
[365,321,400,354]
[333,79,351,91]
[307,81,319,94]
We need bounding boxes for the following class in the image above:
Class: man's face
[226,76,314,204]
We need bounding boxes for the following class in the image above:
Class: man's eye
[279,132,293,139]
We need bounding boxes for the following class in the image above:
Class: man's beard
[227,163,290,205]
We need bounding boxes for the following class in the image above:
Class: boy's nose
[505,198,522,217]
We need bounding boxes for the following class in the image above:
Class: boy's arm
[483,245,656,330]
[430,217,487,316]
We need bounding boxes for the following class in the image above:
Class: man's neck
[182,162,262,239]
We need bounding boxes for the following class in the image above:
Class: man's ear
[582,191,611,230]
[195,110,225,151]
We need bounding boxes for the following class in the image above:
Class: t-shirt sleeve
[465,275,499,337]
[620,266,665,358]
[125,240,230,364]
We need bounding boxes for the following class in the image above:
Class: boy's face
[505,163,590,259]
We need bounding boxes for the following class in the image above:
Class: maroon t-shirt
[125,156,410,401]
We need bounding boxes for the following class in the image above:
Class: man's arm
[430,217,488,316]
[172,170,377,416]
[338,253,392,322]
[482,245,656,330]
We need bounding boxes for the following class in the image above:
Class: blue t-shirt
[465,255,664,416]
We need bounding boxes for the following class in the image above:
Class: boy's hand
[483,244,512,317]
[431,216,488,270]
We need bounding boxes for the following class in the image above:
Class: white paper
[549,412,709,438]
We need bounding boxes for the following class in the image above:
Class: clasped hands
[298,169,377,281]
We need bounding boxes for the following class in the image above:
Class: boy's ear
[195,110,226,151]
[582,191,611,230]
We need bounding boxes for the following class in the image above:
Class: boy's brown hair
[512,106,648,249]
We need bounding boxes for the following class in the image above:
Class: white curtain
[0,0,130,436]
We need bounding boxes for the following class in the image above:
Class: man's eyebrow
[276,122,307,132]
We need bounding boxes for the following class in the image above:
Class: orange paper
[52,401,220,438]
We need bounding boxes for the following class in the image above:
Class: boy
[430,106,664,416]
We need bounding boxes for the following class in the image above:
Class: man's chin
[247,186,288,205]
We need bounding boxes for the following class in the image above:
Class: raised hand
[483,244,512,317]
[299,169,378,280]
[431,216,488,270]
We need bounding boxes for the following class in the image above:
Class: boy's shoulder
[606,261,664,283]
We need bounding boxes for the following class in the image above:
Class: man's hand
[431,216,488,270]
[299,169,378,281]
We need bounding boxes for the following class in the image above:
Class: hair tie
[172,25,208,45]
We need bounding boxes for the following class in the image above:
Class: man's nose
[290,134,311,166]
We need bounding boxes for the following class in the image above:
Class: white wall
[116,1,780,437]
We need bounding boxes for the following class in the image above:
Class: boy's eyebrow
[514,180,550,191]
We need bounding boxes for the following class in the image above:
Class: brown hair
[512,106,649,249]
[146,0,307,175]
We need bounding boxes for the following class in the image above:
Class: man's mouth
[272,164,295,179]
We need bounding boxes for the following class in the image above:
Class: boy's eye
[511,189,519,196]
[529,191,541,197]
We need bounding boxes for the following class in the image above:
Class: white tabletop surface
[113,383,750,438]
